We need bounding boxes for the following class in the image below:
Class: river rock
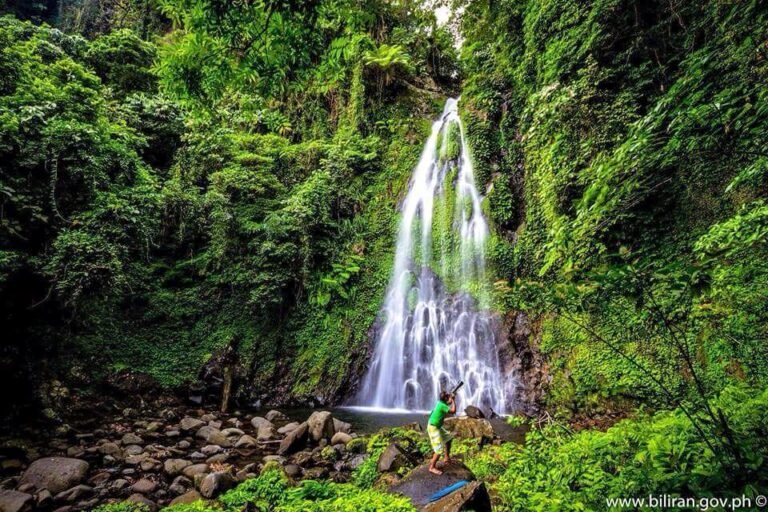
[200,445,222,456]
[0,490,33,512]
[377,443,412,473]
[196,425,219,441]
[348,453,369,470]
[307,411,334,441]
[277,422,300,435]
[98,442,122,458]
[443,417,494,439]
[330,432,352,445]
[182,464,209,479]
[199,472,235,499]
[333,418,352,434]
[283,464,302,478]
[53,484,92,503]
[131,479,157,494]
[164,459,192,476]
[206,431,234,447]
[464,406,485,419]
[19,458,89,494]
[278,422,308,455]
[180,417,205,431]
[265,410,288,422]
[35,489,52,508]
[126,493,157,512]
[234,435,258,448]
[256,426,278,442]
[124,445,144,456]
[121,433,144,445]
[250,417,273,430]
[170,490,202,505]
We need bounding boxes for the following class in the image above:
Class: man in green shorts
[428,390,456,475]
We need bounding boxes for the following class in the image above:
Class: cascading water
[356,98,513,414]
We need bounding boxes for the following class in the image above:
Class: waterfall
[356,98,513,414]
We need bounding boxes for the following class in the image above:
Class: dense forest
[1,0,767,511]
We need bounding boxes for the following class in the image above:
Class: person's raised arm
[448,395,456,414]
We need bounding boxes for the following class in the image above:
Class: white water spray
[356,98,513,413]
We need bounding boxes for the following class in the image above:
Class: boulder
[346,437,367,454]
[164,459,192,476]
[277,422,308,455]
[180,417,205,431]
[0,490,33,512]
[423,480,492,512]
[389,462,477,508]
[332,418,352,434]
[256,426,278,442]
[330,432,352,445]
[18,458,89,494]
[464,406,485,419]
[265,410,288,422]
[306,411,334,442]
[377,443,412,473]
[170,490,202,506]
[199,472,236,499]
[283,464,302,478]
[443,417,494,439]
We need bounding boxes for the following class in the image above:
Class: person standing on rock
[428,390,456,475]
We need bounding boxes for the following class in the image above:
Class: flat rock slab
[390,462,475,508]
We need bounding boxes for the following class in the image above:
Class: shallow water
[253,406,431,435]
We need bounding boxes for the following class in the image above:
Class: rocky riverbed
[0,403,373,511]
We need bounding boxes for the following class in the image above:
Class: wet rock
[464,406,485,419]
[377,443,412,473]
[125,454,147,465]
[170,490,202,505]
[121,433,144,445]
[87,472,111,487]
[423,480,491,512]
[0,490,33,512]
[177,440,191,449]
[140,459,159,472]
[330,432,352,445]
[205,453,229,464]
[164,459,192,476]
[180,418,205,432]
[277,422,300,435]
[19,458,89,494]
[265,410,288,422]
[333,418,352,434]
[205,431,233,447]
[65,447,84,458]
[168,476,192,496]
[199,472,235,499]
[307,412,334,442]
[127,493,157,512]
[278,422,308,456]
[131,479,157,494]
[443,417,494,439]
[111,479,129,491]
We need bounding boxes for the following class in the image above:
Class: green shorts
[427,424,452,455]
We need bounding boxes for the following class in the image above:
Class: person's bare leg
[429,452,443,475]
[443,440,452,465]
